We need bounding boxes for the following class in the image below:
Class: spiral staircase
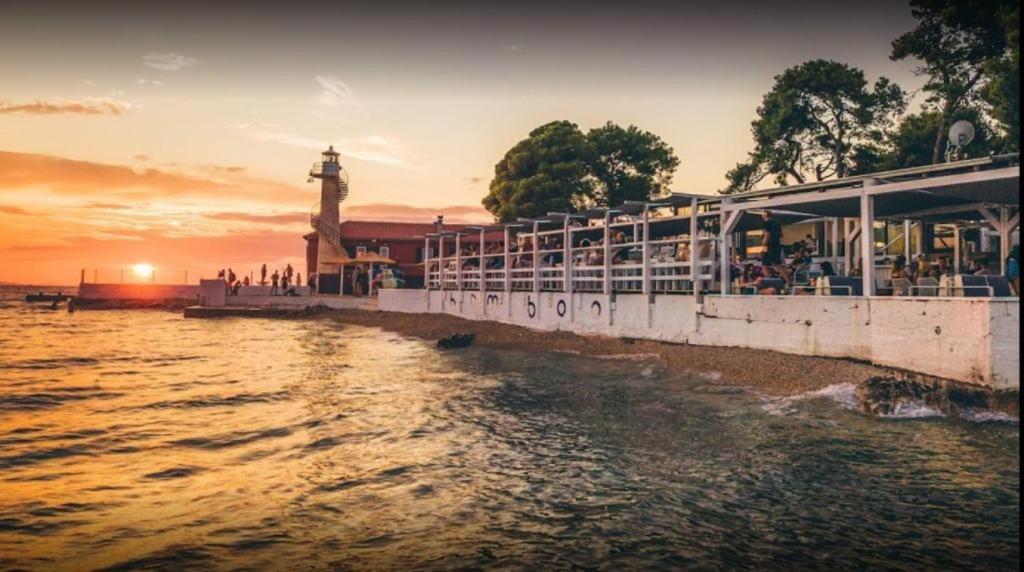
[309,164,350,258]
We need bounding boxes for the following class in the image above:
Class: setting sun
[132,263,154,278]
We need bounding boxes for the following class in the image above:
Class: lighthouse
[309,146,350,275]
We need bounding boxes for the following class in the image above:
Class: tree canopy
[721,59,905,194]
[875,107,998,171]
[482,121,592,222]
[981,1,1020,149]
[483,121,679,221]
[586,122,679,207]
[890,0,1015,161]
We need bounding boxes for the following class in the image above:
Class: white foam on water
[959,408,1020,424]
[880,400,945,419]
[760,382,859,416]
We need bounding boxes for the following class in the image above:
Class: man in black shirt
[761,211,790,285]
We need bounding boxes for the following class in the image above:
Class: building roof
[337,220,470,241]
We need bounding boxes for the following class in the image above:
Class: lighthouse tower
[309,146,350,274]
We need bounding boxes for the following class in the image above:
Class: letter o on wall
[556,299,566,317]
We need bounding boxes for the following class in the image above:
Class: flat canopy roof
[722,155,1019,222]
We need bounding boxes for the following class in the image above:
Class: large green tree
[482,121,592,222]
[483,121,680,220]
[585,122,680,207]
[875,107,998,171]
[890,0,1015,162]
[721,60,905,194]
[981,2,1019,149]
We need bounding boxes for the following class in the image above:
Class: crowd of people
[217,263,319,296]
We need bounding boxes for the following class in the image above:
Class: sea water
[0,286,1018,570]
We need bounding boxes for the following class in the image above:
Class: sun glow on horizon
[132,263,154,278]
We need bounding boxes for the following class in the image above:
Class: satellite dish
[948,120,975,146]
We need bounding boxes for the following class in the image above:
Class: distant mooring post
[309,146,350,294]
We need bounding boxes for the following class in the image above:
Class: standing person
[260,264,268,285]
[285,263,293,281]
[352,266,364,297]
[1007,244,1020,295]
[227,268,236,286]
[296,273,302,288]
[271,269,280,295]
[761,211,790,285]
[309,272,318,294]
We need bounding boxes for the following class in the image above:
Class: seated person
[740,267,780,295]
[675,242,691,262]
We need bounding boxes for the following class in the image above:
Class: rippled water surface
[0,286,1019,570]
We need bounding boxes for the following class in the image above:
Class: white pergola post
[831,217,839,269]
[915,222,924,257]
[690,197,701,296]
[479,228,486,295]
[532,221,540,296]
[503,226,511,295]
[438,234,445,297]
[860,181,877,296]
[903,219,911,261]
[602,212,612,295]
[424,236,431,289]
[563,216,572,294]
[718,199,742,294]
[455,232,462,291]
[953,225,961,274]
[641,205,651,295]
[999,207,1010,275]
[844,218,861,277]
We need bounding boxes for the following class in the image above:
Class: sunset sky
[0,1,926,285]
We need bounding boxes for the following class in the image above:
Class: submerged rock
[858,375,1018,419]
[437,333,474,349]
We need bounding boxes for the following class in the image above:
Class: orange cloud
[0,151,308,204]
[0,206,29,215]
[204,211,308,224]
[0,97,133,115]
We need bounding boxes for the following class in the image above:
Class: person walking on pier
[309,272,318,294]
[260,264,268,286]
[271,269,280,295]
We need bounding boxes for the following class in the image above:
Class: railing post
[641,205,651,295]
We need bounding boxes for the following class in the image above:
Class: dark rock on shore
[437,333,475,349]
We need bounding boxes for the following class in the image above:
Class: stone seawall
[379,289,1020,390]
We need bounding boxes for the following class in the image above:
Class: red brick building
[304,220,469,292]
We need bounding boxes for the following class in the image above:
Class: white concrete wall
[79,283,202,301]
[378,289,1020,390]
